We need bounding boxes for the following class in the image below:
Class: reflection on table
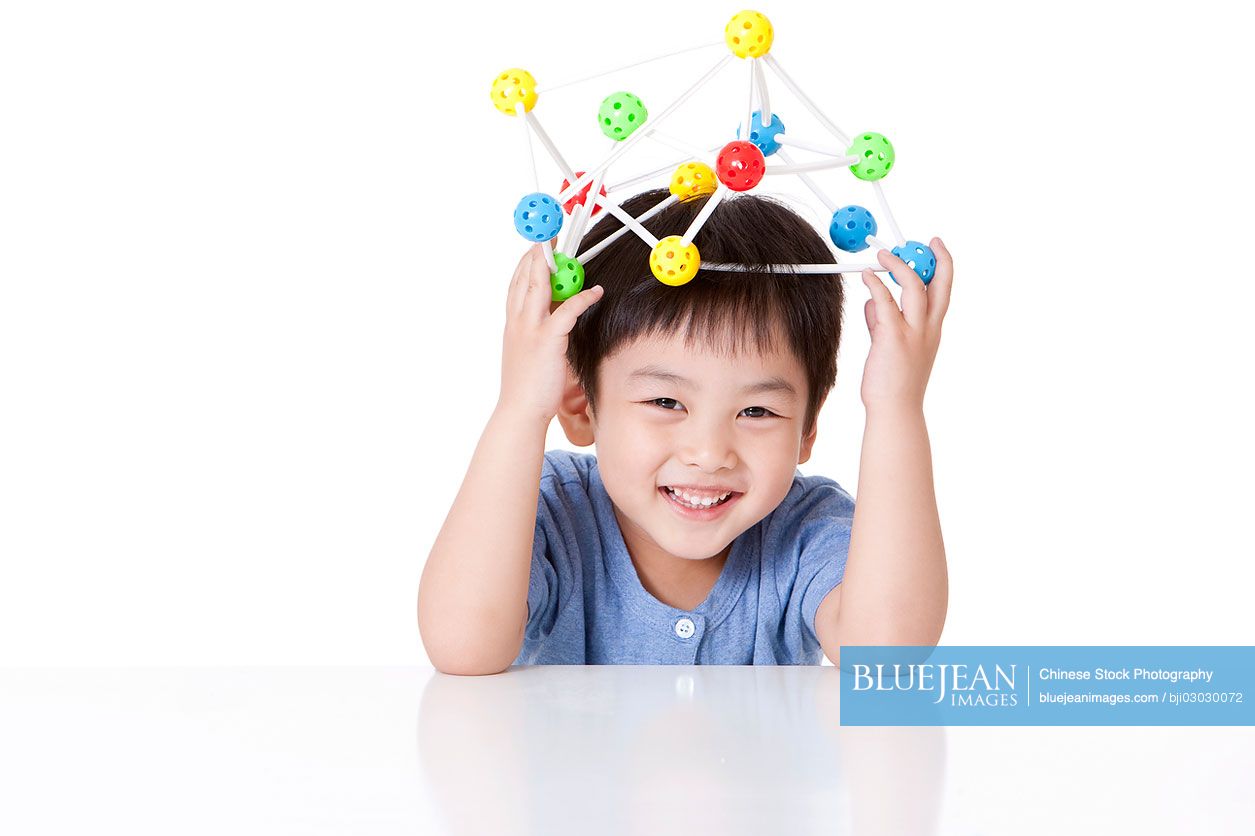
[418,664,945,835]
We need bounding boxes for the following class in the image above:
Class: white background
[2,0,1251,665]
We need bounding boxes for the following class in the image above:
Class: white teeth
[666,487,733,509]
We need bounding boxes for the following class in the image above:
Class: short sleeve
[516,448,603,663]
[524,478,562,641]
[794,482,855,647]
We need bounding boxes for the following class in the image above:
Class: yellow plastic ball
[725,10,774,59]
[490,68,538,116]
[649,236,701,286]
[669,162,718,202]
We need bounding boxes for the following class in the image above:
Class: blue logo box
[838,646,1255,726]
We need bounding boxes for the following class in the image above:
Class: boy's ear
[555,363,596,447]
[798,393,827,465]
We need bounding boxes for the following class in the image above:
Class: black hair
[565,187,845,438]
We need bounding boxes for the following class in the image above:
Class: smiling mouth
[658,486,743,516]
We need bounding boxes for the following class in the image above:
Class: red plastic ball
[560,170,607,217]
[715,141,765,192]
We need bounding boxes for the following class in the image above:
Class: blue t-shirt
[516,449,856,666]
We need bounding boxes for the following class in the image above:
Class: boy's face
[585,326,819,564]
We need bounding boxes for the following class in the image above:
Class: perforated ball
[670,162,718,202]
[847,132,895,181]
[491,68,538,116]
[715,140,765,192]
[736,110,786,157]
[649,236,700,286]
[560,171,606,219]
[828,205,877,253]
[551,253,585,301]
[513,193,563,243]
[725,10,774,58]
[889,241,937,286]
[598,91,647,141]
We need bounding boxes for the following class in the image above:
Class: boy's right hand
[498,244,604,423]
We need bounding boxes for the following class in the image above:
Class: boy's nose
[677,420,738,472]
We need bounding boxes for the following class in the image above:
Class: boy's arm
[816,238,953,668]
[418,405,549,676]
[418,245,604,676]
[816,405,947,667]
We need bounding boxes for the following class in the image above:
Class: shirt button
[674,618,696,639]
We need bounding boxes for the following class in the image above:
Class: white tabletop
[1,666,1251,834]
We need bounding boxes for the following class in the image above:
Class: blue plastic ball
[513,192,563,242]
[828,205,878,253]
[735,110,786,157]
[889,240,937,285]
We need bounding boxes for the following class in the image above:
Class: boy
[419,189,951,674]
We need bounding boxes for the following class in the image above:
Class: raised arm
[418,245,604,675]
[816,239,953,667]
[418,405,550,675]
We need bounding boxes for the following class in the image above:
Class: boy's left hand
[859,238,953,413]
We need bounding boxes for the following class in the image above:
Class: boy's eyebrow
[627,364,799,397]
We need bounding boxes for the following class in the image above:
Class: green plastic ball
[598,92,647,141]
[847,132,895,181]
[550,252,585,301]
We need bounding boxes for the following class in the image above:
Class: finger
[507,245,537,311]
[863,298,876,337]
[547,284,605,334]
[522,243,556,323]
[861,269,901,328]
[926,237,953,326]
[878,247,927,329]
[507,245,542,319]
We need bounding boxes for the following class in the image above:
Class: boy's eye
[645,398,778,419]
